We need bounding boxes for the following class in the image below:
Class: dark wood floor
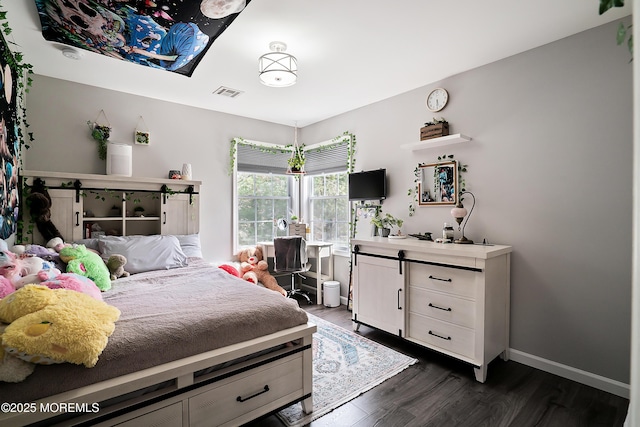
[247,303,629,427]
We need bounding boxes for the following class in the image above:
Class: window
[306,172,350,250]
[237,173,292,246]
[233,134,355,251]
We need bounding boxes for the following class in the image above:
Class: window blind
[236,143,289,174]
[235,137,352,175]
[304,141,350,175]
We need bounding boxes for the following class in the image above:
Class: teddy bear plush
[27,178,64,244]
[59,245,112,291]
[236,246,286,296]
[106,254,130,280]
[0,285,120,369]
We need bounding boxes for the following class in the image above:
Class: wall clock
[426,88,449,112]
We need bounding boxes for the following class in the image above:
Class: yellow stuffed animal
[0,285,120,368]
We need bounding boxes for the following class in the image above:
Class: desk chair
[273,236,312,304]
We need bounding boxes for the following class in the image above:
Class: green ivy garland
[0,2,34,158]
[229,131,357,175]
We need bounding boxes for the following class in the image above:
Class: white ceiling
[3,1,632,127]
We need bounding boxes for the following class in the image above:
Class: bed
[0,235,316,427]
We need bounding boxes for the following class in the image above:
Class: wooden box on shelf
[420,123,449,141]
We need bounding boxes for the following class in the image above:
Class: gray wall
[23,19,632,383]
[304,19,633,384]
[23,78,293,262]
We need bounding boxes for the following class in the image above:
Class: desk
[259,241,334,305]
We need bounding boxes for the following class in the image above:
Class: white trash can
[323,281,340,307]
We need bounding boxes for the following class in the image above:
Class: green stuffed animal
[59,245,111,291]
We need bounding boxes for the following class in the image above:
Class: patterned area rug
[277,313,418,426]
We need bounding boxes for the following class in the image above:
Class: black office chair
[273,236,312,304]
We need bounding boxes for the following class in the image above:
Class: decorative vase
[181,163,192,180]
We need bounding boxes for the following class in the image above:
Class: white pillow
[98,235,188,274]
[174,234,203,258]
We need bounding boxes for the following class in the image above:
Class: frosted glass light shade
[258,42,297,87]
[450,205,467,220]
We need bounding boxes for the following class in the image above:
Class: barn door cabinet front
[351,237,511,382]
[20,170,201,245]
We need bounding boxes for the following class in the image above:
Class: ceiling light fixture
[61,47,83,60]
[258,41,297,87]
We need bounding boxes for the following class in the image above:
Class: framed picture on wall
[417,160,458,206]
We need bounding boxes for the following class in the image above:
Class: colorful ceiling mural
[34,0,252,77]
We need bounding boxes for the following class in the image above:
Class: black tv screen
[348,169,387,201]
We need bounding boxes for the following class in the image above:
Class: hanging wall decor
[34,0,253,77]
[87,110,112,161]
[0,28,20,239]
[134,116,150,145]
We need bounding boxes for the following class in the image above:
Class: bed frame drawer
[114,402,184,427]
[189,355,303,427]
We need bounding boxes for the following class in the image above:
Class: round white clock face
[426,88,449,112]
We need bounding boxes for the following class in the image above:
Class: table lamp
[450,191,475,244]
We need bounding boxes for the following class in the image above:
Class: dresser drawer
[189,356,303,427]
[409,286,476,329]
[409,263,479,299]
[289,223,306,237]
[408,313,475,359]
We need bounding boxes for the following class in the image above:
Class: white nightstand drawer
[189,356,302,427]
[409,286,476,329]
[408,313,475,359]
[409,263,479,299]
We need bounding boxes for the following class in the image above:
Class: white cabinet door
[28,189,83,244]
[161,194,199,236]
[353,255,405,336]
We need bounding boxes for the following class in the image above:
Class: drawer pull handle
[237,385,270,402]
[429,275,452,282]
[428,303,452,312]
[75,212,80,226]
[429,330,451,341]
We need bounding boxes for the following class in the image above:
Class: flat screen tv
[348,169,387,201]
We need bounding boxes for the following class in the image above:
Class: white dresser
[351,236,512,382]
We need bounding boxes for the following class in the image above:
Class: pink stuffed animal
[38,271,103,301]
[0,276,15,299]
[0,251,21,284]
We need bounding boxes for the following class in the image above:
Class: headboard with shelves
[19,170,201,245]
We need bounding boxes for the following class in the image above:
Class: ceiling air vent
[213,86,244,98]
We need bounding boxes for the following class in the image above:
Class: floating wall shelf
[401,133,472,151]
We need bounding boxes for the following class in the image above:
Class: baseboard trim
[509,349,630,398]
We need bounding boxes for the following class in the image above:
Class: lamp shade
[259,42,297,87]
[450,204,467,220]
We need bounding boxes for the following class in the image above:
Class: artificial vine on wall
[229,131,357,175]
[0,2,34,155]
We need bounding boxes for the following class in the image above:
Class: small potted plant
[371,213,404,237]
[133,206,145,217]
[290,215,298,224]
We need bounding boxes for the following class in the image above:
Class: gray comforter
[0,258,308,403]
